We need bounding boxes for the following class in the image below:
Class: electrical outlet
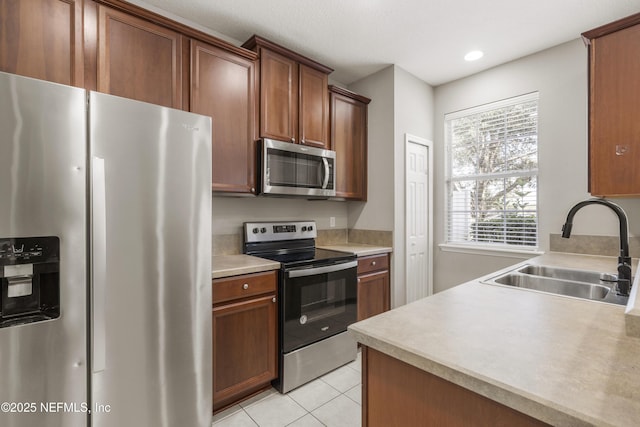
[330,217,336,228]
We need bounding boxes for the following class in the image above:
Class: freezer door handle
[92,156,107,373]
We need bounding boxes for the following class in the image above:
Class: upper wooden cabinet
[96,5,183,109]
[299,64,330,148]
[330,85,371,200]
[258,48,298,144]
[243,35,332,149]
[583,13,640,196]
[0,0,83,87]
[190,40,258,194]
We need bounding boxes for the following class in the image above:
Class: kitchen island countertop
[349,252,640,426]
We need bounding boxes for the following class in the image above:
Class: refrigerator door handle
[92,156,107,373]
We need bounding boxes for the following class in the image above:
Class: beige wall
[347,66,396,232]
[433,39,640,293]
[212,196,349,235]
[392,67,434,306]
[348,65,435,307]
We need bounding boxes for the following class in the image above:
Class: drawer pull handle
[358,278,361,283]
[371,261,376,266]
[272,297,276,303]
[242,284,249,290]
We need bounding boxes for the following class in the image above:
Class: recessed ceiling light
[464,50,484,61]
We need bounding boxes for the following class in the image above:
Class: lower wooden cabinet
[357,254,390,321]
[362,347,550,427]
[212,270,278,412]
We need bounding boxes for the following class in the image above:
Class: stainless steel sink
[514,264,617,285]
[492,273,610,300]
[482,264,628,305]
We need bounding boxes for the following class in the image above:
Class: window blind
[445,93,539,248]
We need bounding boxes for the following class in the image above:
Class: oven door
[281,260,357,353]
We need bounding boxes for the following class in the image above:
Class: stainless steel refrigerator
[0,71,212,427]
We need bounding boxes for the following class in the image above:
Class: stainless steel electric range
[243,221,358,393]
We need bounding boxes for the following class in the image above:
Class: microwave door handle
[287,260,357,278]
[321,158,330,189]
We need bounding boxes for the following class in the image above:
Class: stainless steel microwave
[259,138,336,197]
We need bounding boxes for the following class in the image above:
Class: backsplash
[549,234,640,257]
[213,228,393,256]
[212,234,243,256]
[316,229,348,245]
[348,229,393,247]
[317,229,393,247]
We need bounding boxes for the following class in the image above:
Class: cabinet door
[259,48,298,142]
[363,347,550,427]
[0,0,83,86]
[331,92,368,199]
[213,294,277,411]
[190,40,257,193]
[589,23,640,196]
[299,64,329,148]
[357,270,390,321]
[98,5,182,108]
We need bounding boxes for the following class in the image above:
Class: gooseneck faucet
[561,198,632,296]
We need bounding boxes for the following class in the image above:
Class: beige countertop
[317,243,392,257]
[348,252,640,426]
[212,254,280,279]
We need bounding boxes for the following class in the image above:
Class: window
[445,93,539,249]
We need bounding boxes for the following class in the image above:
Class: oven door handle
[287,260,357,278]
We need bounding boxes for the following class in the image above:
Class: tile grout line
[214,356,362,426]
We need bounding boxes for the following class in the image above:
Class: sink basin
[492,273,610,300]
[514,265,617,285]
[482,264,628,305]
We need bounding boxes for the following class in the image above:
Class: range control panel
[244,221,317,243]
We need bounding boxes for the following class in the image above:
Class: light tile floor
[213,352,362,427]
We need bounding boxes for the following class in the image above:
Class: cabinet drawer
[357,254,389,275]
[213,270,277,304]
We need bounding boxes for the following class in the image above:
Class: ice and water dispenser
[0,237,60,327]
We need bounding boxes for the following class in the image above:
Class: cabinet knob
[272,297,276,303]
[301,139,305,144]
[242,283,249,290]
[251,187,255,193]
[357,278,361,283]
[291,137,296,143]
[371,261,376,266]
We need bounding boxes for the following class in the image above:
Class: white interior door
[406,134,433,302]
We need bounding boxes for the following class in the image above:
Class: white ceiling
[137,0,640,86]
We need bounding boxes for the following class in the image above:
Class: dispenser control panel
[0,237,59,267]
[0,236,60,327]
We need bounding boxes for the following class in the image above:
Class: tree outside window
[446,93,539,248]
